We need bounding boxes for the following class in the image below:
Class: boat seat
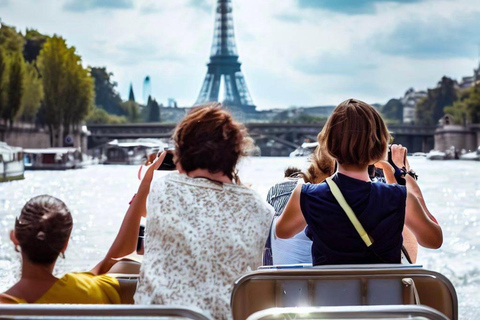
[231,265,457,320]
[111,274,139,304]
[246,305,450,320]
[0,304,213,320]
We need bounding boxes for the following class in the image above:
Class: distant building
[458,61,480,89]
[160,106,190,123]
[167,98,178,108]
[299,105,336,118]
[143,76,151,103]
[401,88,426,124]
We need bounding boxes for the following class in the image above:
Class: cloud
[0,0,9,6]
[294,53,378,76]
[63,0,133,12]
[189,0,211,13]
[373,12,480,59]
[297,0,424,15]
[273,13,303,23]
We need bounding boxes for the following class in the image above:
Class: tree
[0,23,24,53]
[2,52,25,127]
[62,57,95,144]
[23,29,49,63]
[148,98,160,122]
[38,36,94,147]
[85,107,127,124]
[90,67,125,116]
[0,49,6,119]
[445,85,480,124]
[141,96,160,122]
[381,99,403,123]
[415,76,457,125]
[20,62,43,122]
[121,100,142,123]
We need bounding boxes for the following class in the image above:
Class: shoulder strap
[325,177,374,247]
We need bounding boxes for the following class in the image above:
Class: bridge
[87,123,436,156]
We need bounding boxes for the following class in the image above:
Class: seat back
[0,305,213,320]
[231,266,457,320]
[115,275,139,304]
[246,305,450,320]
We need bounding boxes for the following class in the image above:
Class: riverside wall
[434,123,480,152]
[0,124,87,151]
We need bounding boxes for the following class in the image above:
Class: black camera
[156,149,176,171]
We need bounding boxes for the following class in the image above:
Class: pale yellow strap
[326,177,374,247]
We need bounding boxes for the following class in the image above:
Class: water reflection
[0,158,478,318]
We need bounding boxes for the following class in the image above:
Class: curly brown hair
[173,104,250,182]
[303,144,335,183]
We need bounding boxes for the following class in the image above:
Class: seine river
[0,157,479,319]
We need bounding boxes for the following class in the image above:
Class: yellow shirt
[0,272,121,304]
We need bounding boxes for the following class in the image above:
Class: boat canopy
[24,148,79,154]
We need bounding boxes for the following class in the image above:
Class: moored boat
[459,146,480,161]
[0,141,25,182]
[103,139,167,165]
[289,142,318,157]
[23,148,84,170]
[426,150,446,160]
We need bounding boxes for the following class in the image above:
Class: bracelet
[402,167,418,181]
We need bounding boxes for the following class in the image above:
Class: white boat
[289,142,318,157]
[426,150,446,160]
[411,152,427,157]
[104,139,168,165]
[459,147,480,161]
[23,148,84,170]
[0,141,24,182]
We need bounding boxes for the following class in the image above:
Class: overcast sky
[2,0,480,109]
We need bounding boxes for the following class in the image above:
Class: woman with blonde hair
[276,99,442,265]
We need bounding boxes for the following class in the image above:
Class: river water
[0,157,479,319]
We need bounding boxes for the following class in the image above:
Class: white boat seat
[231,265,457,320]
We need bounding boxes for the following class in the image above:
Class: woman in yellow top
[0,195,121,304]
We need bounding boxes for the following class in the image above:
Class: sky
[2,0,480,110]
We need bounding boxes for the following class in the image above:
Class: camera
[156,149,176,171]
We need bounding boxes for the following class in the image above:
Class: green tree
[0,49,6,119]
[415,76,457,125]
[24,29,49,63]
[121,100,142,123]
[2,52,25,127]
[90,67,125,116]
[381,99,403,123]
[85,107,127,124]
[0,23,24,53]
[148,98,160,122]
[38,36,94,146]
[445,85,480,124]
[20,62,43,122]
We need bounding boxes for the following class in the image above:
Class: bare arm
[90,152,165,275]
[275,184,307,239]
[405,189,443,249]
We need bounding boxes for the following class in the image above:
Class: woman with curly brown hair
[98,104,273,319]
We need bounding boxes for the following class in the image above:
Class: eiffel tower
[195,0,256,113]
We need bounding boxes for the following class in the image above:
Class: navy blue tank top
[300,173,407,265]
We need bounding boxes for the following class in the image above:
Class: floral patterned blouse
[134,172,273,319]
